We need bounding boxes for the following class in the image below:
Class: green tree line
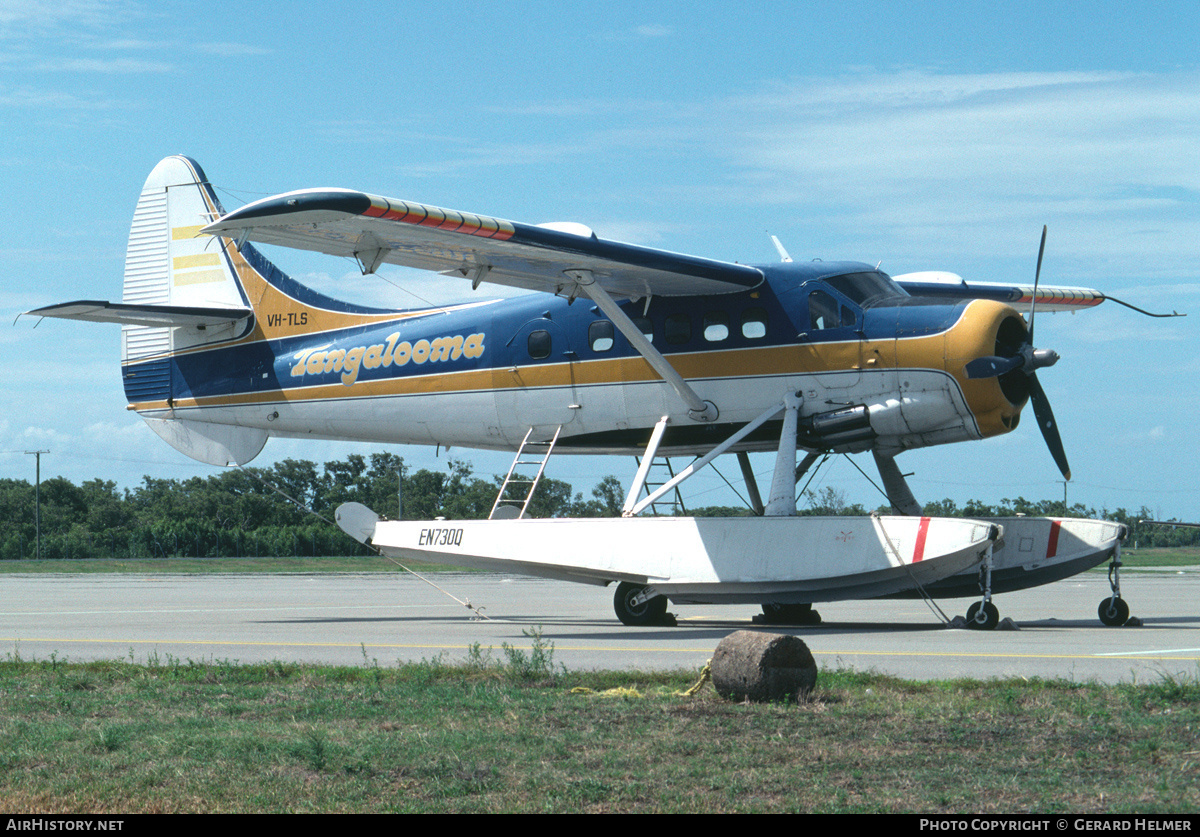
[0,453,623,561]
[792,485,1195,547]
[0,453,1193,561]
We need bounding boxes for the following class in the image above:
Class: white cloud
[31,56,173,73]
[0,83,119,109]
[597,23,675,42]
[727,71,1200,195]
[18,424,75,447]
[0,0,126,32]
[649,69,1195,281]
[194,42,271,57]
[633,24,673,38]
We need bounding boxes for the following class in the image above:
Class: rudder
[121,155,249,372]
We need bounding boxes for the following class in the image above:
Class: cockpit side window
[839,303,856,328]
[807,286,860,332]
[808,290,841,331]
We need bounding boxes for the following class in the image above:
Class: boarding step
[490,426,562,519]
[634,455,688,516]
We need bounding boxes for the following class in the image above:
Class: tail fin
[121,155,251,368]
[114,156,272,466]
[120,155,402,368]
[33,156,408,467]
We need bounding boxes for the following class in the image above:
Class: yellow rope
[677,660,711,697]
[569,686,643,698]
[569,663,711,699]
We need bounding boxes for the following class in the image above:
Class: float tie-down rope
[238,466,491,621]
[872,512,953,625]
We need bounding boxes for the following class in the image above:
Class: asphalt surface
[3,569,1198,684]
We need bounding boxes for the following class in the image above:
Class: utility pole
[24,450,49,560]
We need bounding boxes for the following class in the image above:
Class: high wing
[893,271,1105,313]
[201,189,764,298]
[26,300,252,328]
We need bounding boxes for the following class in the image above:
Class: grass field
[2,546,1197,812]
[0,636,1196,814]
[1120,546,1200,568]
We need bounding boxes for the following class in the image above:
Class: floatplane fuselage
[29,156,1135,628]
[130,248,1027,460]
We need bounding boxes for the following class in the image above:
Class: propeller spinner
[964,226,1071,480]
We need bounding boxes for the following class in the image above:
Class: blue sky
[2,1,1199,520]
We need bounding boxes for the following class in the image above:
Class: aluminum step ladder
[490,426,562,519]
[634,455,688,516]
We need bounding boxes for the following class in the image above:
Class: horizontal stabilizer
[27,300,252,329]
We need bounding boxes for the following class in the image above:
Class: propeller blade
[1027,372,1070,480]
[964,355,1024,379]
[1029,225,1047,342]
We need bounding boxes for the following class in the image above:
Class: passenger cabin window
[632,316,653,344]
[527,330,551,359]
[703,312,729,342]
[741,307,768,339]
[665,313,691,345]
[589,320,614,352]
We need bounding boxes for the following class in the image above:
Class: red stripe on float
[913,516,931,562]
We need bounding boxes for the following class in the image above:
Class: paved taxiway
[3,570,1198,684]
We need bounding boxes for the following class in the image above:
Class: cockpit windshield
[823,271,907,306]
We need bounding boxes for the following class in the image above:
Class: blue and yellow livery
[30,156,1098,508]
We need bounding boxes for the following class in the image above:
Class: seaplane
[28,155,1156,629]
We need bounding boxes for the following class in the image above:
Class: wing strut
[566,269,718,423]
[623,416,671,515]
[764,392,802,516]
[626,399,788,517]
[873,450,923,516]
[737,451,764,516]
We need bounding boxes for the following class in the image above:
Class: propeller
[964,225,1071,480]
[964,353,1023,379]
[1028,224,1046,342]
[1028,373,1070,480]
